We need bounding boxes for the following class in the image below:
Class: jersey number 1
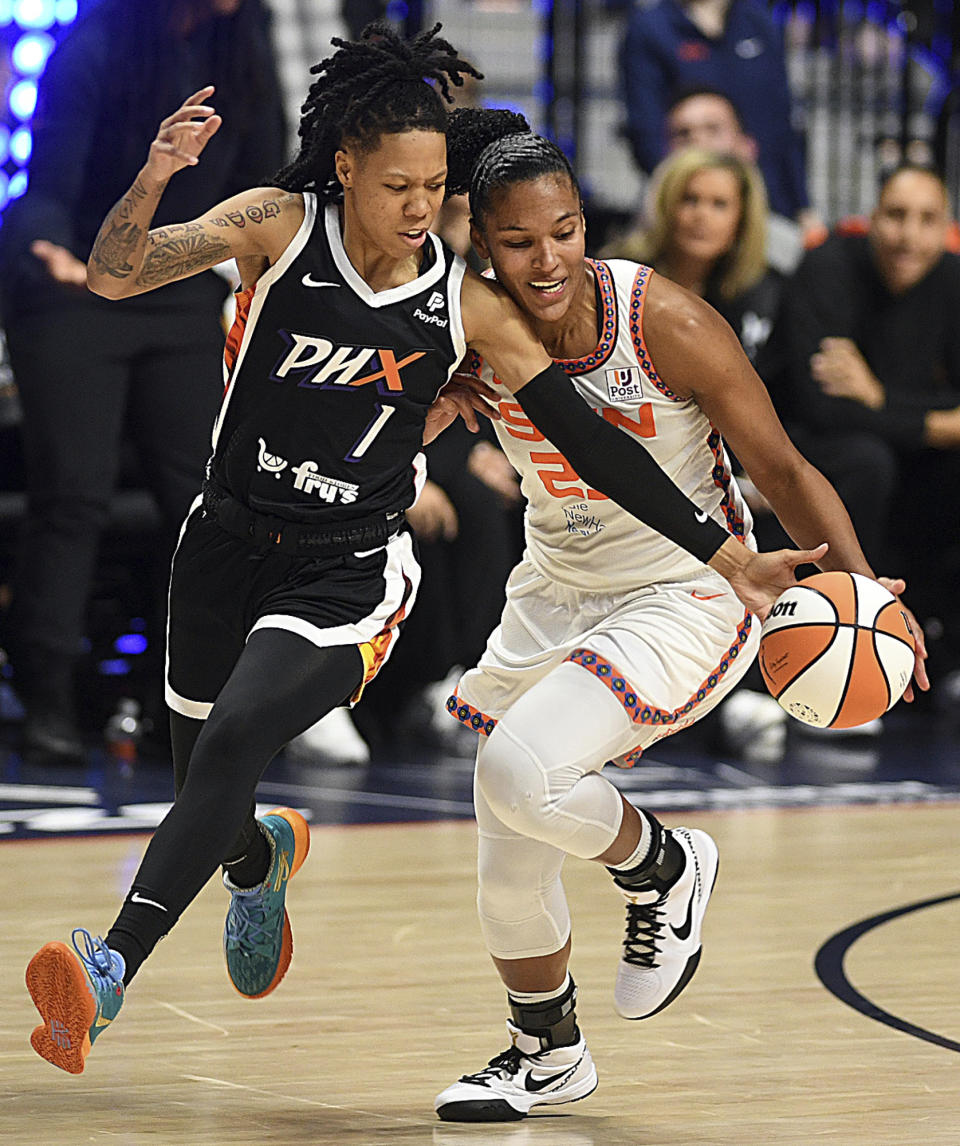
[346,404,396,461]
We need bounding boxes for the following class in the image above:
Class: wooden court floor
[2,804,957,1146]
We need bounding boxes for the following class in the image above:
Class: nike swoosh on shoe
[523,1061,580,1092]
[671,895,695,942]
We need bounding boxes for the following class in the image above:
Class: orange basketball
[759,571,915,728]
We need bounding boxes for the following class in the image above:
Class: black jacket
[0,0,286,319]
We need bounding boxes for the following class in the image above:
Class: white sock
[609,812,655,872]
[509,972,572,1006]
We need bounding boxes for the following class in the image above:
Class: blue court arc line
[814,890,960,1053]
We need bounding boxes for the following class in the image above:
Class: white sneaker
[289,707,370,765]
[614,827,718,1020]
[434,1021,598,1122]
[718,688,787,763]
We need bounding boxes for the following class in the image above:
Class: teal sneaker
[26,928,125,1074]
[223,807,310,998]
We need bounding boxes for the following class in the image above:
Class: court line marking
[156,1001,230,1036]
[814,890,960,1053]
[0,784,98,804]
[182,1075,421,1122]
[258,780,474,815]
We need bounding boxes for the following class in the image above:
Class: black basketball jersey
[210,195,466,523]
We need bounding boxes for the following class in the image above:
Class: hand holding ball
[759,572,915,728]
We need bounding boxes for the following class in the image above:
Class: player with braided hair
[25,24,830,1080]
[433,110,927,1121]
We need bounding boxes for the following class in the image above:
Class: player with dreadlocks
[26,23,829,1079]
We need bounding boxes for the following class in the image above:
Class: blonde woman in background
[608,148,781,366]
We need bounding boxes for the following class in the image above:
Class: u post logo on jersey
[604,366,643,403]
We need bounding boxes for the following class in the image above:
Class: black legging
[107,629,363,977]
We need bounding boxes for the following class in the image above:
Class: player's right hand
[145,86,222,182]
[721,542,829,622]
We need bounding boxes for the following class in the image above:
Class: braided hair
[445,107,581,226]
[274,22,481,202]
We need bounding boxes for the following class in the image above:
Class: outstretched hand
[876,576,929,702]
[423,373,501,445]
[722,542,829,621]
[30,240,87,287]
[146,86,222,183]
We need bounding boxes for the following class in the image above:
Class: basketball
[758,571,915,729]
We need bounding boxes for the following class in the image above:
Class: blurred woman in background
[609,148,782,366]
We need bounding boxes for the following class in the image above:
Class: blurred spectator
[340,1,388,41]
[665,84,756,157]
[0,0,286,759]
[606,148,782,368]
[663,86,818,268]
[620,0,817,231]
[768,162,960,675]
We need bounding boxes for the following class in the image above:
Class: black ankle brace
[607,819,685,894]
[508,976,579,1051]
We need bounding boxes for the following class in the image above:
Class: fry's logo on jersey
[291,461,358,503]
[257,437,288,475]
[255,438,358,502]
[272,332,425,393]
[604,367,643,403]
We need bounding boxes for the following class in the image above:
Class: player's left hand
[876,575,929,702]
[423,374,501,445]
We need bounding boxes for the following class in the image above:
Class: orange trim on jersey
[446,687,498,736]
[224,285,255,389]
[566,610,753,766]
[628,264,683,402]
[705,422,747,540]
[468,260,618,385]
[554,259,619,375]
[350,574,414,703]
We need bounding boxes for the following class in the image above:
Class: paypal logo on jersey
[272,331,425,393]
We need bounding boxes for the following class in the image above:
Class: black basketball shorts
[165,502,421,719]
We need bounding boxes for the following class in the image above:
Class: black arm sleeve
[516,363,729,564]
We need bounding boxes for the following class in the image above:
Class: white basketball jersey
[475,259,754,593]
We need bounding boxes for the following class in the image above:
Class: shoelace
[458,1045,526,1086]
[225,889,277,956]
[72,928,121,988]
[621,893,668,967]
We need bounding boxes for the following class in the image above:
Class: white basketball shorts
[449,556,759,765]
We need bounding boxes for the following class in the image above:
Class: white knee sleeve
[475,661,630,860]
[476,829,571,959]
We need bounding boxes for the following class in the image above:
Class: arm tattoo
[115,177,154,222]
[209,195,291,229]
[137,232,232,286]
[147,222,203,246]
[90,221,143,279]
